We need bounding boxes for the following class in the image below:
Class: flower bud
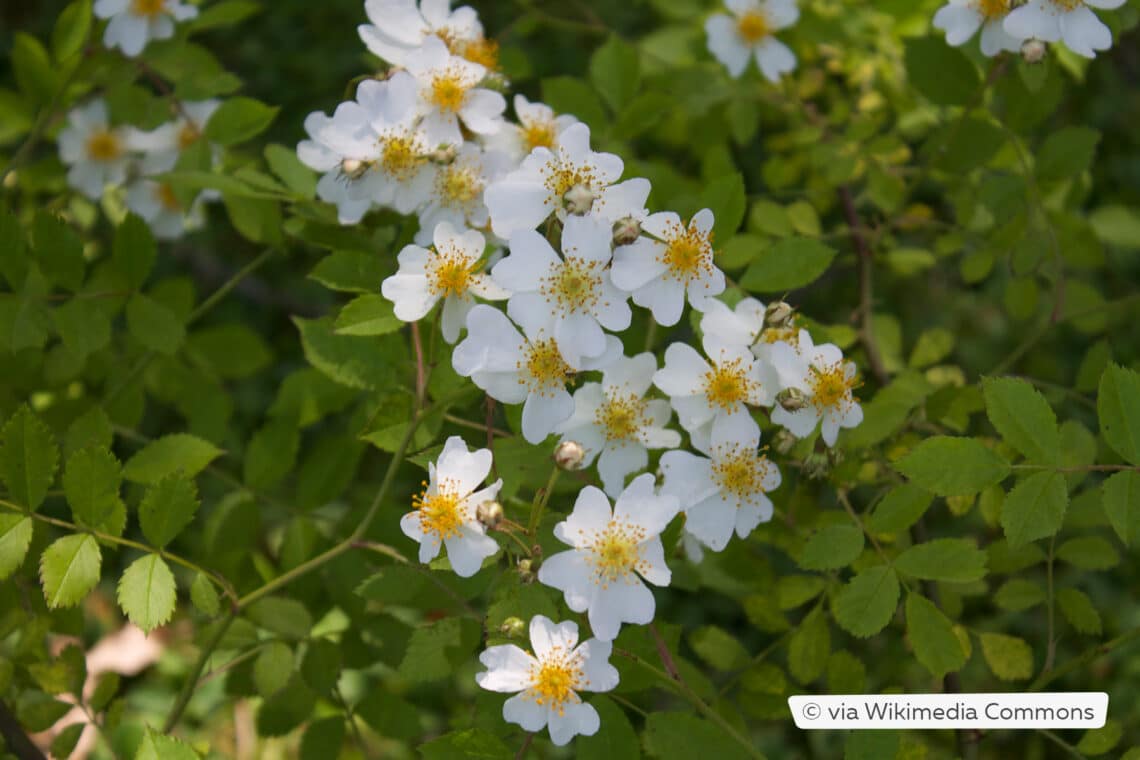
[764,301,795,329]
[517,558,536,583]
[777,387,809,413]
[340,158,369,180]
[1021,39,1047,64]
[499,616,527,638]
[612,216,642,246]
[476,500,504,529]
[773,429,798,456]
[802,452,830,480]
[554,440,586,471]
[563,183,596,215]
[428,144,458,164]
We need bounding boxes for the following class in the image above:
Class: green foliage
[0,406,59,511]
[832,565,899,638]
[117,553,177,633]
[894,437,1010,496]
[40,533,101,609]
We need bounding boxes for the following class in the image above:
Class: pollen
[521,119,557,152]
[736,11,772,43]
[412,479,465,540]
[703,358,757,411]
[974,0,1012,18]
[595,391,647,443]
[460,37,500,71]
[131,0,166,16]
[85,130,123,162]
[1050,0,1081,11]
[520,338,573,393]
[526,647,584,715]
[430,70,470,113]
[436,164,484,209]
[658,218,714,284]
[540,258,603,313]
[758,325,799,346]
[156,184,182,212]
[543,156,596,200]
[807,362,859,411]
[426,245,476,298]
[711,446,774,504]
[379,131,425,180]
[584,519,648,586]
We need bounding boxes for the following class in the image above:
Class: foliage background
[2,0,1140,759]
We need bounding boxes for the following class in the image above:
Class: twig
[514,732,534,760]
[1029,625,1140,691]
[837,186,888,385]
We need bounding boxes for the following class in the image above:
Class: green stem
[527,466,561,534]
[1029,625,1140,691]
[162,613,235,733]
[1038,729,1088,759]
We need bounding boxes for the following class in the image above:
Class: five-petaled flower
[94,0,198,58]
[768,329,863,446]
[705,0,799,81]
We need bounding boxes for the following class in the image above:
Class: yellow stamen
[426,245,476,298]
[379,132,425,180]
[806,362,860,411]
[156,184,182,212]
[522,120,557,152]
[595,391,647,443]
[540,259,603,314]
[658,218,715,284]
[584,519,648,586]
[178,123,201,150]
[703,358,757,411]
[412,479,465,540]
[737,11,771,43]
[430,70,470,113]
[526,646,584,716]
[975,0,1012,19]
[460,37,500,71]
[520,339,573,394]
[711,446,774,505]
[543,158,596,200]
[85,130,123,162]
[131,0,166,16]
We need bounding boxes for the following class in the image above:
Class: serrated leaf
[1098,363,1140,465]
[982,377,1061,465]
[334,294,402,336]
[33,211,84,292]
[123,433,222,484]
[1057,588,1102,635]
[688,625,749,671]
[65,407,113,458]
[247,596,313,639]
[63,447,122,531]
[740,237,837,293]
[264,143,317,198]
[798,524,864,570]
[308,250,386,293]
[0,405,59,511]
[190,572,220,616]
[576,695,640,760]
[643,712,749,760]
[136,727,201,760]
[701,172,746,241]
[895,539,987,582]
[832,565,899,638]
[126,294,185,355]
[895,436,1009,496]
[117,554,176,633]
[993,579,1044,612]
[204,97,278,145]
[1000,471,1068,547]
[1056,536,1119,570]
[187,323,272,379]
[904,36,979,107]
[906,593,967,679]
[419,728,512,760]
[40,533,101,608]
[300,639,342,696]
[866,484,932,534]
[979,632,1033,681]
[788,606,829,684]
[51,1,92,62]
[138,474,200,548]
[399,617,481,683]
[52,298,112,358]
[1036,126,1099,183]
[1102,470,1140,548]
[113,213,157,290]
[300,717,345,760]
[0,515,34,579]
[243,417,299,491]
[50,722,86,759]
[294,316,398,390]
[254,641,294,697]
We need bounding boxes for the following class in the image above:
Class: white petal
[588,579,655,641]
[503,693,548,732]
[529,615,579,659]
[932,4,983,46]
[755,37,796,83]
[437,436,493,493]
[634,276,686,326]
[615,473,678,535]
[1004,2,1062,42]
[522,389,574,444]
[611,238,667,291]
[548,702,600,745]
[444,524,498,577]
[537,549,594,613]
[1060,5,1113,58]
[555,486,614,544]
[706,14,752,78]
[485,178,554,238]
[598,444,648,498]
[654,343,709,397]
[561,214,614,263]
[461,89,507,134]
[477,645,537,692]
[576,639,619,692]
[684,493,738,552]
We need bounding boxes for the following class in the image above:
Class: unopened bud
[554,440,586,471]
[773,429,798,456]
[827,447,845,468]
[517,558,536,583]
[764,301,795,329]
[499,616,526,638]
[428,144,458,164]
[563,183,596,215]
[777,387,809,413]
[340,158,368,179]
[476,500,504,529]
[802,452,830,480]
[1021,39,1047,64]
[612,216,642,246]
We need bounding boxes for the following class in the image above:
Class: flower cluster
[311,0,864,747]
[933,0,1125,59]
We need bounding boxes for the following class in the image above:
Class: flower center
[412,480,465,540]
[658,219,714,283]
[156,184,182,212]
[711,447,773,503]
[436,164,484,208]
[460,37,500,70]
[430,70,470,113]
[974,0,1012,18]
[85,130,123,162]
[541,258,603,313]
[758,325,799,345]
[521,338,573,392]
[427,245,476,298]
[595,391,647,443]
[543,158,596,202]
[379,132,425,180]
[1050,0,1082,11]
[131,0,166,16]
[527,649,583,715]
[521,119,556,152]
[703,359,756,411]
[178,123,201,150]
[807,362,858,410]
[587,520,648,585]
[737,11,771,43]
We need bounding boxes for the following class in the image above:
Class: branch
[838,186,889,386]
[1029,625,1140,692]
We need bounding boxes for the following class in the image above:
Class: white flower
[359,0,484,67]
[128,100,221,174]
[492,214,631,367]
[94,0,198,57]
[538,475,678,641]
[700,297,767,354]
[476,615,619,746]
[660,422,780,553]
[399,435,502,577]
[706,0,798,82]
[610,209,726,326]
[555,354,682,497]
[452,304,621,443]
[57,100,134,200]
[933,0,1024,57]
[382,223,508,343]
[414,144,512,246]
[297,74,435,224]
[487,95,581,162]
[484,123,649,238]
[1004,0,1124,59]
[768,329,863,446]
[124,180,207,240]
[405,37,506,144]
[653,339,776,453]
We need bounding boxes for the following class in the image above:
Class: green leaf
[204,97,279,145]
[865,484,932,534]
[701,172,746,241]
[51,1,92,62]
[1076,721,1122,756]
[187,0,261,31]
[895,539,987,582]
[117,553,176,633]
[65,407,113,458]
[399,617,481,683]
[643,712,749,760]
[1097,363,1140,465]
[993,579,1045,612]
[126,294,186,355]
[300,717,345,760]
[138,474,200,548]
[908,328,955,368]
[832,565,900,638]
[136,727,201,760]
[740,237,837,293]
[32,211,84,291]
[982,377,1061,464]
[334,294,402,336]
[0,405,59,511]
[294,316,398,390]
[243,417,300,491]
[40,533,101,608]
[113,214,157,290]
[1056,588,1102,635]
[12,33,58,105]
[308,250,386,293]
[1089,205,1140,250]
[264,143,317,197]
[0,515,34,579]
[52,298,112,358]
[688,625,749,671]
[904,36,980,107]
[187,323,272,378]
[788,606,830,684]
[51,723,86,759]
[123,434,222,484]
[254,641,294,697]
[1036,126,1100,182]
[845,730,900,760]
[895,436,1010,496]
[1102,471,1140,548]
[1056,536,1119,570]
[190,572,220,616]
[589,35,640,113]
[300,639,342,696]
[0,206,28,288]
[1001,471,1068,547]
[247,596,313,639]
[798,524,864,570]
[541,77,607,130]
[979,632,1033,681]
[419,729,512,760]
[576,695,640,760]
[905,593,967,680]
[63,447,123,532]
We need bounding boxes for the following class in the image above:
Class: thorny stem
[838,186,888,386]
